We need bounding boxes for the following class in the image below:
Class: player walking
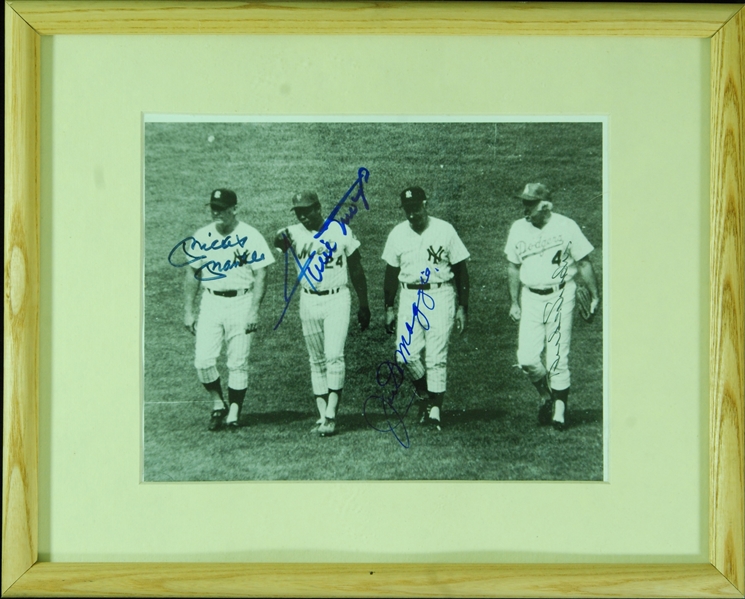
[505,183,599,430]
[273,191,371,437]
[382,186,470,430]
[181,189,275,431]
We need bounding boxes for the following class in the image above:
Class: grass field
[143,120,604,481]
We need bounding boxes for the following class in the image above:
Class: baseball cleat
[537,399,553,425]
[318,418,336,437]
[416,401,430,424]
[226,421,239,431]
[208,409,226,431]
[423,415,442,431]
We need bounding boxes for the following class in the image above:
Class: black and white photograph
[143,118,606,481]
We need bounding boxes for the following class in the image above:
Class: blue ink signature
[314,167,370,239]
[273,167,371,329]
[543,241,572,373]
[362,360,416,448]
[395,268,436,365]
[365,267,437,447]
[168,234,265,281]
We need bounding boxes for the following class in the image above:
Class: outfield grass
[143,121,604,481]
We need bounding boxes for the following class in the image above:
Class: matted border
[4,2,743,597]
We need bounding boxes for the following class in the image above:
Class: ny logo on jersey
[233,249,250,267]
[427,245,445,264]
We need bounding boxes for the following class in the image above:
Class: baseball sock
[412,375,428,399]
[203,379,225,412]
[315,394,329,423]
[226,387,246,423]
[325,389,342,420]
[552,387,569,422]
[532,375,553,402]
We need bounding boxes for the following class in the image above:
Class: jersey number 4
[551,250,562,266]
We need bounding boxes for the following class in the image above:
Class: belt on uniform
[528,282,566,295]
[402,282,447,290]
[303,287,343,296]
[206,288,252,297]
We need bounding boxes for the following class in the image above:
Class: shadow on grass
[566,408,603,428]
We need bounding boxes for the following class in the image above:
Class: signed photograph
[143,118,606,481]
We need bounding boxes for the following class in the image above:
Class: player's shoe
[423,415,442,431]
[318,418,336,437]
[422,407,442,431]
[208,409,226,431]
[310,417,324,434]
[416,402,430,424]
[537,399,553,426]
[551,399,566,431]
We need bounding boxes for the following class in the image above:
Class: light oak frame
[4,2,744,597]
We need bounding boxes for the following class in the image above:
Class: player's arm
[507,260,522,322]
[184,267,200,334]
[347,249,371,331]
[383,264,400,334]
[576,256,600,314]
[451,259,469,334]
[246,266,268,333]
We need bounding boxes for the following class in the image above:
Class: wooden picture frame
[4,2,743,596]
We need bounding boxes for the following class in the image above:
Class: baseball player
[182,189,275,431]
[273,191,370,437]
[382,186,470,430]
[505,183,599,431]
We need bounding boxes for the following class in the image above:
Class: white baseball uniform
[504,212,593,390]
[382,217,470,393]
[189,220,275,389]
[282,222,361,395]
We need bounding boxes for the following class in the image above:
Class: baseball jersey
[382,217,470,284]
[284,223,361,292]
[504,212,593,288]
[189,221,275,291]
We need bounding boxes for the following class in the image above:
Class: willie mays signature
[543,241,572,374]
[364,267,437,447]
[273,167,371,330]
[168,233,266,281]
[314,167,370,239]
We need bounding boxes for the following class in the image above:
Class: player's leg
[545,282,576,430]
[412,375,429,423]
[318,290,351,436]
[300,294,329,423]
[516,288,554,423]
[194,293,228,430]
[394,288,427,383]
[422,286,456,427]
[223,294,254,429]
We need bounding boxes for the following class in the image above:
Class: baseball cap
[400,186,427,206]
[208,189,237,210]
[516,183,551,202]
[291,191,320,210]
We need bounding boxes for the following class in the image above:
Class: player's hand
[455,306,467,334]
[245,314,259,334]
[358,306,371,332]
[184,314,196,335]
[273,228,291,252]
[509,303,521,322]
[384,307,396,335]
